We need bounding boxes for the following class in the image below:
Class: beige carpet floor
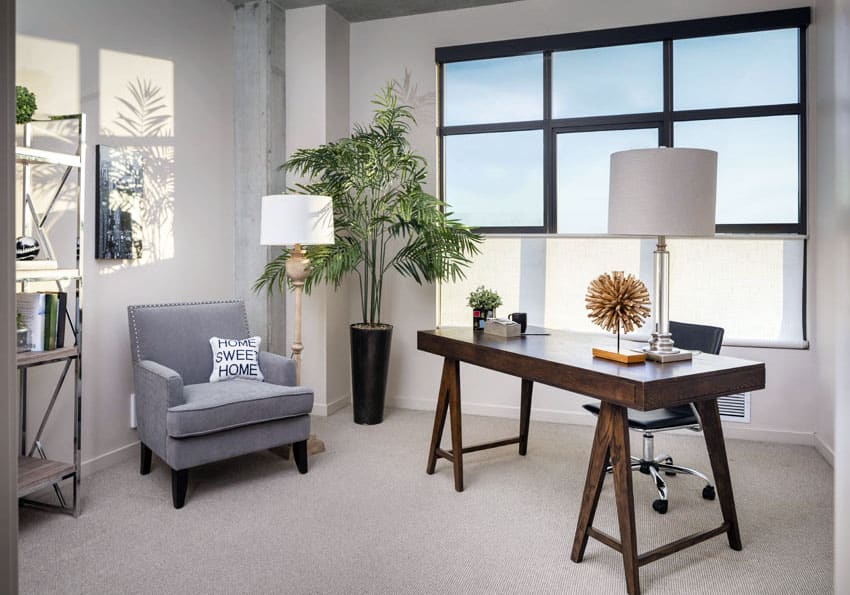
[19,407,833,594]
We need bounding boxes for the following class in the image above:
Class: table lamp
[260,194,335,383]
[608,147,717,362]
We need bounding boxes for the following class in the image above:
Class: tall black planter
[350,324,393,425]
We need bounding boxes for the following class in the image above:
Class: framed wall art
[95,144,144,259]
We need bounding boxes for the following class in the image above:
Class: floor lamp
[261,194,335,453]
[608,147,718,362]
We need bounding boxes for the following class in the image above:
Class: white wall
[815,0,850,586]
[285,5,353,415]
[16,0,235,472]
[346,0,834,446]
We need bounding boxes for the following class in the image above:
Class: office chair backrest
[669,321,724,355]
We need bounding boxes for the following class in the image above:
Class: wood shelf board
[15,146,81,168]
[18,456,75,498]
[16,268,80,282]
[16,346,78,368]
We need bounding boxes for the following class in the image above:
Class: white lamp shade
[260,194,335,246]
[608,147,717,237]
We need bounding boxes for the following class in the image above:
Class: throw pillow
[209,336,264,383]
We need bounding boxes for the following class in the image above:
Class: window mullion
[543,51,556,234]
[662,38,673,147]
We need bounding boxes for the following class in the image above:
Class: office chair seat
[582,404,698,431]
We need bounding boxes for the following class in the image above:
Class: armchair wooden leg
[171,468,188,509]
[140,443,152,475]
[292,440,308,474]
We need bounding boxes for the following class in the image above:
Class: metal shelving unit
[15,114,85,517]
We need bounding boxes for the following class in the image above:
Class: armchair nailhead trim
[128,300,248,362]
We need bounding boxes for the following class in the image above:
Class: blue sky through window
[675,116,799,224]
[444,54,542,126]
[444,130,543,227]
[557,128,659,233]
[552,42,663,118]
[674,29,798,110]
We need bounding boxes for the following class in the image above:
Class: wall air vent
[718,392,750,423]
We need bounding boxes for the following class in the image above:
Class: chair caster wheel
[652,499,668,514]
[702,485,716,500]
[664,471,677,477]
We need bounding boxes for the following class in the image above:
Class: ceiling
[230,0,523,22]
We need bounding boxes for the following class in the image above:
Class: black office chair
[583,321,724,514]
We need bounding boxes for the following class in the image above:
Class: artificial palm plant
[255,84,481,423]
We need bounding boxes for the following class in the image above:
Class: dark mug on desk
[508,312,527,333]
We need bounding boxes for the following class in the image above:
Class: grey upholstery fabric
[168,379,313,438]
[128,301,250,385]
[134,360,184,460]
[259,351,297,387]
[127,300,312,475]
[167,415,310,470]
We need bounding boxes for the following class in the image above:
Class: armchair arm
[133,360,184,459]
[259,351,297,387]
[135,360,184,408]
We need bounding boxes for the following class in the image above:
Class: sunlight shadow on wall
[99,49,175,269]
[16,35,80,115]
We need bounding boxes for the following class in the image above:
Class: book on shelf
[15,291,68,352]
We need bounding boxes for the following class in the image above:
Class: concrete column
[233,0,287,354]
[0,0,18,590]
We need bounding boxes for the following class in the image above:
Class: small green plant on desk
[467,285,503,330]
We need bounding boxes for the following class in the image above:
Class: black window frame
[436,7,811,235]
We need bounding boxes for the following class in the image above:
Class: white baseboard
[389,396,822,448]
[81,440,138,478]
[814,433,835,467]
[312,394,350,417]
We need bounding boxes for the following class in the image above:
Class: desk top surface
[417,327,765,409]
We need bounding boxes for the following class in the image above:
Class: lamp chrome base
[642,348,693,363]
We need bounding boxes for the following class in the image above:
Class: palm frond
[254,82,482,324]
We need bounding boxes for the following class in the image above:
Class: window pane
[556,128,658,233]
[444,55,543,126]
[674,29,799,110]
[675,116,798,224]
[445,130,543,227]
[552,43,663,118]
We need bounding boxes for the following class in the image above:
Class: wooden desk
[418,328,765,595]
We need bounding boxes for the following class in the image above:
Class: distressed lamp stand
[260,194,335,456]
[608,148,718,363]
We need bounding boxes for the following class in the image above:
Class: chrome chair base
[606,434,716,514]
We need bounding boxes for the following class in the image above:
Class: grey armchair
[128,300,313,508]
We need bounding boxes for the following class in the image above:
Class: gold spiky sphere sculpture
[585,271,651,335]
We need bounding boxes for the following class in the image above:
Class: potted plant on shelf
[16,86,37,125]
[255,84,481,425]
[467,285,502,330]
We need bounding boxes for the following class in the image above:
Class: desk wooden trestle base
[418,329,764,595]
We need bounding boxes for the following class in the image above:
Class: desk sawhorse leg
[570,399,741,595]
[425,358,534,492]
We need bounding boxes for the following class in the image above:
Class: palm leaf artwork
[255,84,482,325]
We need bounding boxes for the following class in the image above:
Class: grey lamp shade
[260,194,335,246]
[608,148,718,237]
